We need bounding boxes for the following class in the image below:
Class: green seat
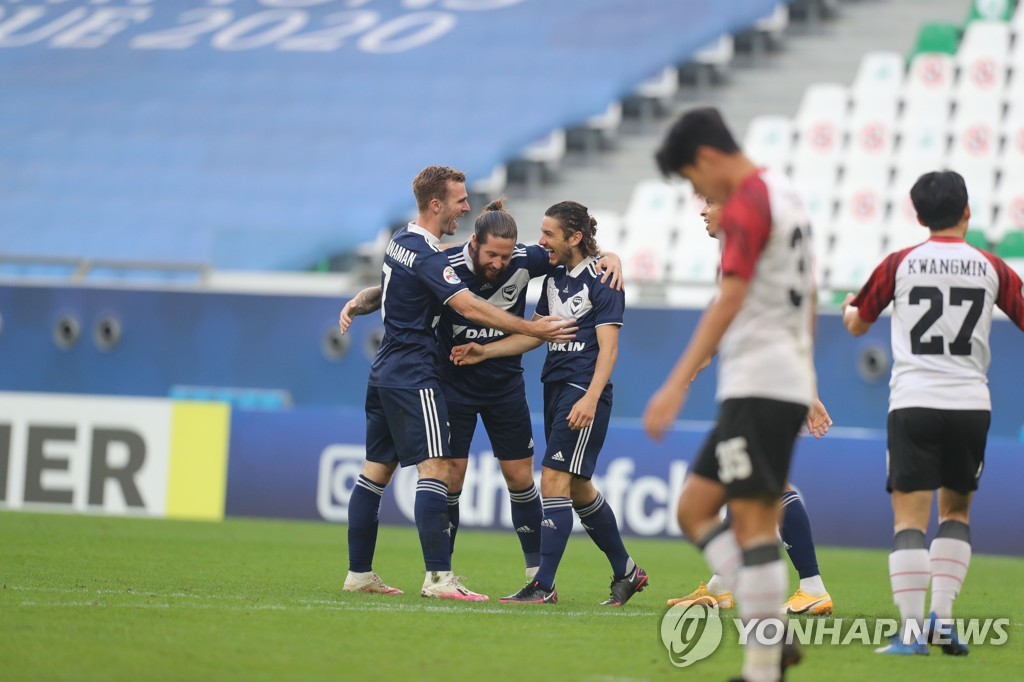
[965,229,990,250]
[995,230,1024,258]
[966,0,1015,23]
[908,23,961,62]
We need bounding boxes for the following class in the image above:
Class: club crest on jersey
[502,284,517,301]
[569,295,585,316]
[443,266,462,284]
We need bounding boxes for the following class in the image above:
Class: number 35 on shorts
[716,437,752,483]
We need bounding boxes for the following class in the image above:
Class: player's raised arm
[447,289,577,343]
[339,285,382,334]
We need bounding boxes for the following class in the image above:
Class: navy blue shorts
[365,385,451,468]
[542,382,612,479]
[447,395,535,460]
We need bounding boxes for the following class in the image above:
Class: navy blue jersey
[368,224,468,388]
[438,243,552,403]
[536,257,625,385]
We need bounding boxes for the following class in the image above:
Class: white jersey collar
[568,256,599,278]
[461,242,476,273]
[407,223,440,247]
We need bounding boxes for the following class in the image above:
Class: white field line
[4,586,653,617]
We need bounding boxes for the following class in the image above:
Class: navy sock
[447,490,461,557]
[534,497,573,591]
[509,484,542,569]
[575,493,632,578]
[781,490,820,579]
[415,478,451,572]
[347,475,385,573]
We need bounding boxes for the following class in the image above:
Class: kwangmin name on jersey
[437,242,553,403]
[369,224,467,389]
[851,236,1024,411]
[536,257,624,385]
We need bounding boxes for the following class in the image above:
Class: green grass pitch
[1,511,1021,681]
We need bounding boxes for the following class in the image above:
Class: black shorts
[365,385,451,467]
[887,408,989,494]
[690,397,808,500]
[447,396,535,460]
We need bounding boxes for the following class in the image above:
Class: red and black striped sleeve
[718,174,772,282]
[850,248,913,322]
[979,250,1024,330]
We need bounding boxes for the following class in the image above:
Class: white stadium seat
[851,51,906,99]
[955,21,1011,97]
[744,115,794,172]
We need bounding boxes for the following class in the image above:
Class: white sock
[799,574,826,595]
[737,544,787,682]
[929,538,971,621]
[889,549,929,644]
[699,524,742,593]
[706,574,727,594]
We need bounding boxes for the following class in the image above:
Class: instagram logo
[316,445,367,522]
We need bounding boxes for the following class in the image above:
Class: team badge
[443,266,462,284]
[502,284,517,301]
[569,294,585,316]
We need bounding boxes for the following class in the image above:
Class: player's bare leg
[344,461,402,594]
[672,475,737,608]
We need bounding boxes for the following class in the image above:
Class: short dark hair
[655,107,740,177]
[545,201,599,258]
[474,197,517,243]
[909,171,968,230]
[412,165,466,212]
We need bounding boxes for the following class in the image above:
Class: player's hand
[840,292,856,315]
[567,395,598,430]
[530,315,578,343]
[450,342,486,366]
[804,397,833,439]
[597,253,624,291]
[643,384,688,442]
[338,300,358,335]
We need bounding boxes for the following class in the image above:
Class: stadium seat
[947,105,1001,211]
[621,179,687,247]
[851,51,906,98]
[591,210,626,256]
[908,23,961,60]
[990,170,1024,241]
[966,228,992,250]
[743,115,794,172]
[826,227,886,290]
[792,84,847,178]
[693,34,735,71]
[846,95,899,170]
[905,53,957,102]
[632,66,680,107]
[470,164,508,198]
[966,0,1015,23]
[954,21,1011,97]
[999,102,1024,176]
[995,230,1024,261]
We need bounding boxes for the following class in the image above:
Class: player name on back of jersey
[386,240,417,268]
[905,257,988,277]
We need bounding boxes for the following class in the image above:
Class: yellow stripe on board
[166,402,231,521]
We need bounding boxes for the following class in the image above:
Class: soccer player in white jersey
[842,170,1024,655]
[668,199,835,618]
[645,108,815,682]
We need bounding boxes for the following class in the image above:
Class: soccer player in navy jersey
[843,171,1024,655]
[452,201,648,606]
[645,108,815,681]
[341,197,623,582]
[337,165,576,601]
